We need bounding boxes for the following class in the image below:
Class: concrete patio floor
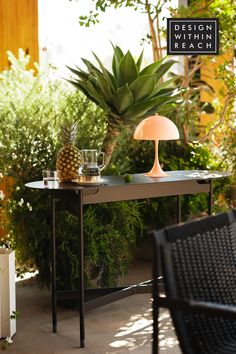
[7,260,180,354]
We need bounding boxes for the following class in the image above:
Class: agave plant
[67,45,176,165]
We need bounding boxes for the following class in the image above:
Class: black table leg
[208,180,213,216]
[177,195,181,223]
[51,197,57,333]
[152,238,162,354]
[77,191,85,348]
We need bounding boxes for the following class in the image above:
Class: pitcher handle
[98,152,106,170]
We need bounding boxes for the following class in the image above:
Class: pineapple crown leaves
[66,44,177,124]
[59,120,78,145]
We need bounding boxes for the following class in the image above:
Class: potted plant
[67,44,177,165]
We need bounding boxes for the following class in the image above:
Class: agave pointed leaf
[155,88,176,97]
[112,44,125,83]
[136,50,143,72]
[66,65,90,81]
[112,56,120,85]
[129,74,156,102]
[139,58,165,76]
[73,59,108,93]
[87,81,120,118]
[154,60,176,82]
[128,100,176,121]
[84,73,102,93]
[106,70,118,90]
[88,65,114,101]
[100,102,121,122]
[111,43,124,62]
[114,84,134,113]
[146,102,176,116]
[82,58,101,73]
[104,107,121,122]
[66,79,100,106]
[123,96,175,120]
[92,52,117,92]
[151,78,176,97]
[112,56,119,83]
[118,51,139,87]
[87,81,108,106]
[157,103,177,115]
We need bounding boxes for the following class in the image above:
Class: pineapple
[56,121,82,182]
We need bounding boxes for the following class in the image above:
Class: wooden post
[0,249,16,338]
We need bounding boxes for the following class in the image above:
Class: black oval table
[26,170,230,348]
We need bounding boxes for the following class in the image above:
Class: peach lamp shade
[133,115,179,177]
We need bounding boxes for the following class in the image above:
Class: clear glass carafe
[79,149,105,182]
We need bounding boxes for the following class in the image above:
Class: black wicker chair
[152,210,236,354]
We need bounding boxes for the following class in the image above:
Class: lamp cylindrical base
[145,140,168,178]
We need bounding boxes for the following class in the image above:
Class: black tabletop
[25,170,230,191]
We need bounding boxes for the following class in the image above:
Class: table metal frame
[26,170,229,348]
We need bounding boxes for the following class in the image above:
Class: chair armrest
[157,296,236,320]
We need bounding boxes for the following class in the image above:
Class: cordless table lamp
[133,115,179,177]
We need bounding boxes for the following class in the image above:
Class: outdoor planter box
[0,249,16,338]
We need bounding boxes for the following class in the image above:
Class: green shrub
[0,50,143,288]
[83,201,143,287]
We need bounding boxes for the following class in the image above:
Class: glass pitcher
[79,149,105,181]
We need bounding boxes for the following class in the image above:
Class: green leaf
[118,51,139,86]
[151,78,176,97]
[66,79,100,105]
[69,77,103,108]
[81,57,112,92]
[92,52,116,92]
[87,81,119,118]
[107,70,117,90]
[154,60,176,82]
[88,65,114,101]
[82,58,102,74]
[123,96,175,120]
[111,43,124,63]
[139,58,165,76]
[80,58,113,94]
[114,84,134,113]
[129,74,156,102]
[66,66,90,81]
[87,81,107,105]
[111,44,124,81]
[147,102,176,116]
[155,88,176,97]
[136,50,144,72]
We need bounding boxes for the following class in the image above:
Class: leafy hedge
[0,50,143,287]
